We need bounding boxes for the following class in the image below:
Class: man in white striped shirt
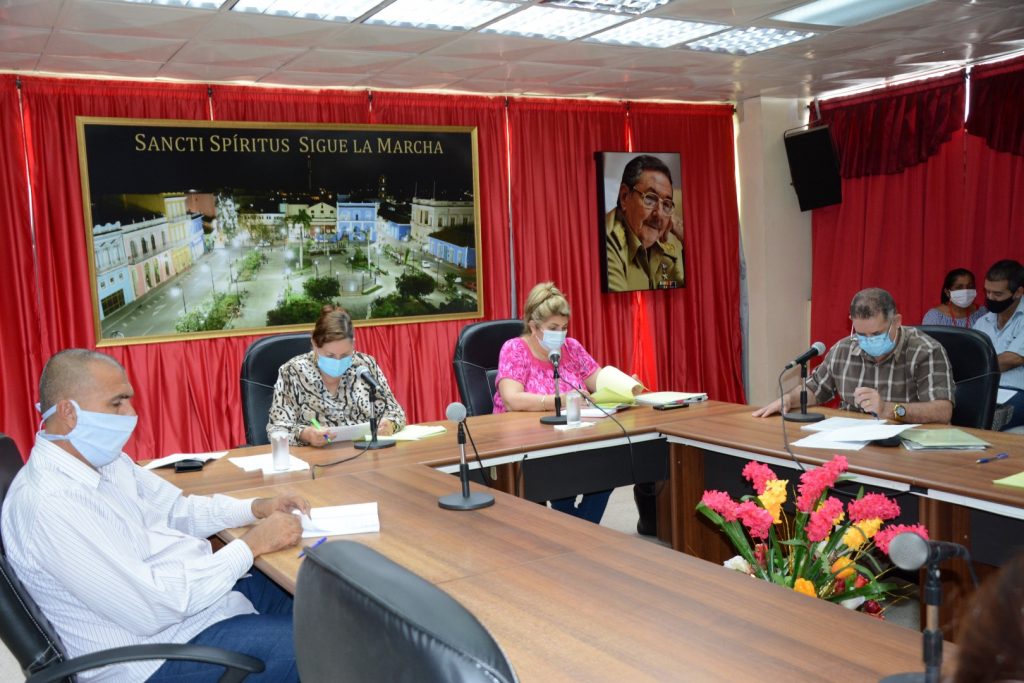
[753,288,954,425]
[1,349,308,682]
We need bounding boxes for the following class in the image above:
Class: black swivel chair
[240,332,312,446]
[452,319,523,416]
[294,540,518,683]
[916,326,1001,430]
[0,433,263,683]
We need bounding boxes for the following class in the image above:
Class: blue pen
[976,452,1009,464]
[297,536,327,558]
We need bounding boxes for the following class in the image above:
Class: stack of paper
[294,503,380,538]
[791,418,917,451]
[589,366,644,406]
[143,451,229,470]
[994,472,1024,489]
[900,429,991,451]
[228,454,310,474]
[324,423,371,442]
[365,424,446,442]
[636,391,708,406]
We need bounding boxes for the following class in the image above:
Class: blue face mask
[538,329,567,352]
[856,322,896,358]
[38,400,137,468]
[317,353,353,378]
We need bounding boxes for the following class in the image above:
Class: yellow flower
[841,518,882,550]
[758,479,788,524]
[794,578,817,598]
[831,556,855,580]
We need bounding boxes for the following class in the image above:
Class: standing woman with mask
[268,305,405,446]
[922,268,986,327]
[493,282,612,523]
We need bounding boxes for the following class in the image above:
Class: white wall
[736,97,814,406]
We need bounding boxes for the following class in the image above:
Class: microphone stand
[880,562,942,683]
[782,360,824,423]
[353,384,395,450]
[439,420,495,510]
[540,358,567,425]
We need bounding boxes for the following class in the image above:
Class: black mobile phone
[653,402,689,411]
[174,459,205,473]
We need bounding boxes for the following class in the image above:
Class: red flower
[806,497,844,542]
[735,501,774,540]
[742,461,778,494]
[754,543,767,568]
[848,493,900,523]
[875,524,930,556]
[796,456,849,512]
[701,490,739,521]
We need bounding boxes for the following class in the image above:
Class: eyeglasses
[630,186,675,214]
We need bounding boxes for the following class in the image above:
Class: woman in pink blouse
[494,282,612,523]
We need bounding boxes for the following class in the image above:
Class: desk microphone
[439,402,495,511]
[783,341,826,424]
[785,342,826,369]
[353,366,394,451]
[355,366,382,392]
[539,349,567,425]
[548,348,561,368]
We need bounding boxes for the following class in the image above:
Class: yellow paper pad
[994,471,1024,489]
[365,424,447,441]
[900,428,990,449]
[589,366,643,405]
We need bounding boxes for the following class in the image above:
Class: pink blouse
[492,337,600,413]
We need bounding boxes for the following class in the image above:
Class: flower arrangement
[697,455,929,617]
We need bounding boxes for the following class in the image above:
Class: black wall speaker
[784,125,842,211]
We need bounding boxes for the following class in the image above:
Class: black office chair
[240,332,312,446]
[0,433,263,683]
[452,319,523,416]
[916,326,1000,429]
[294,540,518,683]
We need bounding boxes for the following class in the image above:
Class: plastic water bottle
[270,431,291,471]
[566,390,582,426]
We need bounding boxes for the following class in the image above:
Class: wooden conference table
[154,401,975,680]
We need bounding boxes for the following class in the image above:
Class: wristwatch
[892,403,907,422]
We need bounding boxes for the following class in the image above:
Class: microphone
[548,348,561,367]
[888,532,968,571]
[439,401,494,511]
[355,366,381,392]
[784,342,826,369]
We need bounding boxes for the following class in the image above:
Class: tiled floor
[0,486,918,680]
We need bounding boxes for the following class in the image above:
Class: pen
[311,418,331,443]
[976,452,1009,465]
[297,536,327,558]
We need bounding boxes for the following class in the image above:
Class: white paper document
[324,422,371,442]
[580,407,616,418]
[227,453,310,474]
[143,451,229,470]
[365,424,446,441]
[636,391,708,406]
[294,503,379,538]
[801,417,886,432]
[790,431,869,451]
[818,423,919,442]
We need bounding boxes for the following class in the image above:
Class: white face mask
[949,289,976,308]
[537,328,566,352]
[39,400,137,468]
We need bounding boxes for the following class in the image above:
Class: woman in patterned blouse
[493,282,613,524]
[267,305,406,446]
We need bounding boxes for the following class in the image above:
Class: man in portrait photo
[603,153,685,293]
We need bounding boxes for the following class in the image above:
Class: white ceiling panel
[0,0,1021,102]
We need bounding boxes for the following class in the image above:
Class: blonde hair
[521,282,570,334]
[311,305,354,347]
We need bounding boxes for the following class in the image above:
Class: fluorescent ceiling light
[482,6,626,40]
[365,0,519,30]
[540,0,670,15]
[772,0,935,27]
[686,27,815,55]
[114,0,222,8]
[231,0,383,21]
[588,17,727,48]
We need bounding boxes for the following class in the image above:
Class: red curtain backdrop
[0,76,42,458]
[628,102,744,401]
[810,76,969,351]
[967,56,1024,157]
[1,75,744,458]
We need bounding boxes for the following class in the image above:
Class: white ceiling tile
[60,0,212,38]
[156,61,275,82]
[194,11,344,46]
[0,26,52,54]
[37,54,164,77]
[284,49,413,73]
[652,0,805,24]
[0,52,41,70]
[552,68,674,88]
[171,41,307,68]
[420,32,557,60]
[259,71,371,87]
[322,24,460,53]
[0,0,63,28]
[473,61,590,83]
[380,55,498,78]
[363,73,463,90]
[46,30,186,61]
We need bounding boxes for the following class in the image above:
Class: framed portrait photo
[597,151,685,293]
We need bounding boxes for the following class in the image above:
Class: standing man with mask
[973,259,1024,431]
[2,349,308,682]
[605,154,685,292]
[753,288,954,424]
